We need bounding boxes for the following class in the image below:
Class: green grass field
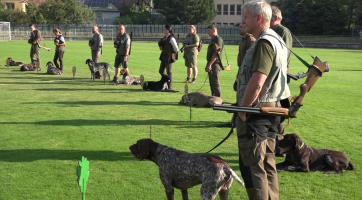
[0,40,361,200]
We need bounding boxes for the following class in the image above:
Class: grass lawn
[0,40,361,200]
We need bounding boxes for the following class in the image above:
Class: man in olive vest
[235,23,255,91]
[29,24,41,68]
[90,25,103,78]
[158,25,178,90]
[205,25,223,97]
[236,1,290,200]
[270,5,294,157]
[112,24,131,84]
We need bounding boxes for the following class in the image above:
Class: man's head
[29,24,35,31]
[164,25,172,35]
[242,0,272,37]
[207,24,218,38]
[92,26,99,34]
[239,23,247,36]
[118,24,125,35]
[270,6,282,29]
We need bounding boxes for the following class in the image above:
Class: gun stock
[289,56,329,117]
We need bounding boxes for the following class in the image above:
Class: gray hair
[271,6,282,19]
[243,0,272,25]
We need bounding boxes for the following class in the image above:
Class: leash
[206,113,237,153]
[195,75,209,92]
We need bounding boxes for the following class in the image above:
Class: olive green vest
[236,29,290,106]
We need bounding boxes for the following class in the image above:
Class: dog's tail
[348,161,355,171]
[225,167,244,186]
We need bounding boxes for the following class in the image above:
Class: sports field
[0,40,361,199]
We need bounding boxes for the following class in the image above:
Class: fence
[9,24,362,45]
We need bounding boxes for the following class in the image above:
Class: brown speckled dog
[20,61,40,71]
[129,138,244,200]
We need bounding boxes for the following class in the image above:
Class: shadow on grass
[336,69,362,71]
[0,149,133,162]
[0,119,230,128]
[24,100,180,106]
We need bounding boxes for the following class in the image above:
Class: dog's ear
[293,134,303,150]
[137,139,153,160]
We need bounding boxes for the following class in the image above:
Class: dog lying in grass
[45,61,62,75]
[277,133,355,173]
[117,68,140,85]
[85,58,111,81]
[142,74,170,91]
[179,92,223,107]
[6,57,24,66]
[129,138,244,200]
[20,61,40,71]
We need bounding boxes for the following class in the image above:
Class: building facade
[1,0,27,12]
[213,0,274,25]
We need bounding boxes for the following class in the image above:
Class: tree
[26,2,46,24]
[157,0,216,24]
[114,3,150,24]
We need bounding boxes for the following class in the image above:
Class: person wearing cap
[183,25,200,83]
[158,25,179,90]
[205,24,223,97]
[53,28,66,72]
[29,24,41,68]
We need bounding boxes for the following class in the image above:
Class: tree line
[0,0,94,25]
[271,0,362,35]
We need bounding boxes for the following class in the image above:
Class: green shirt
[117,33,131,56]
[252,39,274,76]
[30,30,41,44]
[207,35,223,62]
[273,24,292,66]
[184,33,200,55]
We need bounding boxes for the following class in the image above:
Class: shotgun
[213,56,329,118]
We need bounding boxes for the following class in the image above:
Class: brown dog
[277,133,354,173]
[179,92,223,107]
[20,61,40,71]
[129,138,244,200]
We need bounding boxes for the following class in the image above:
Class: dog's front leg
[161,179,175,200]
[181,190,189,200]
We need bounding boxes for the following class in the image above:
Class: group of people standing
[27,0,295,198]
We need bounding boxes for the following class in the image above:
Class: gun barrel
[213,104,291,117]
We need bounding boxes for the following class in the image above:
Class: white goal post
[0,22,11,41]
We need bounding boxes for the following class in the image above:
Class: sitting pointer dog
[277,133,355,173]
[85,59,111,80]
[179,92,223,107]
[46,61,62,75]
[129,138,244,200]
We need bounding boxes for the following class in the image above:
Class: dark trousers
[53,50,64,71]
[92,50,101,78]
[207,62,221,97]
[30,45,40,67]
[159,60,173,89]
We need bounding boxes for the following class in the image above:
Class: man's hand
[55,42,59,46]
[124,55,128,61]
[33,41,37,45]
[238,112,246,121]
[205,64,212,73]
[159,46,163,50]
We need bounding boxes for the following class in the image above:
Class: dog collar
[299,142,305,150]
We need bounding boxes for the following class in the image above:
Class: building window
[216,4,221,15]
[216,23,221,25]
[230,23,235,25]
[230,4,235,15]
[6,3,15,10]
[237,4,242,15]
[223,4,228,15]
[223,23,228,26]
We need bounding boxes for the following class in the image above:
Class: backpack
[198,40,202,52]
